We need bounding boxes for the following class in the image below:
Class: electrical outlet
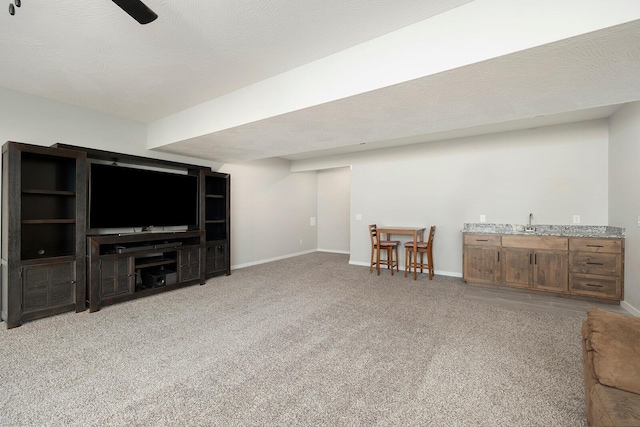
[480,215,486,222]
[299,239,303,244]
[355,214,362,220]
[573,215,580,224]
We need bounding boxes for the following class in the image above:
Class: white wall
[294,120,611,276]
[317,167,350,253]
[609,101,640,315]
[0,87,211,167]
[0,88,319,271]
[219,159,318,268]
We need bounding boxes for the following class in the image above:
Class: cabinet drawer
[502,235,567,250]
[569,238,622,254]
[464,234,501,246]
[569,252,621,276]
[570,273,620,299]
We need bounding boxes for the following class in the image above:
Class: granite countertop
[463,223,625,238]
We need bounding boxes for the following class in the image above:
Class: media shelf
[2,142,87,329]
[87,230,205,312]
[201,171,230,278]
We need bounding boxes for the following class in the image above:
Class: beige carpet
[1,252,592,426]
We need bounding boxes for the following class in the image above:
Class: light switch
[310,216,316,226]
[573,215,580,224]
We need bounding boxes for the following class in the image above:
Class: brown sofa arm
[582,307,640,427]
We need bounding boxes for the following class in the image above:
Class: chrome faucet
[525,213,535,232]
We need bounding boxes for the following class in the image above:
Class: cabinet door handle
[529,254,532,265]
[534,254,537,265]
[71,280,76,284]
[585,283,604,288]
[586,262,604,265]
[586,245,604,248]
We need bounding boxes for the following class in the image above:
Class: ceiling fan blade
[112,0,158,25]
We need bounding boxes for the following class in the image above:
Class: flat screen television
[89,163,198,230]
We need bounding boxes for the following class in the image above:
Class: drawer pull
[476,239,489,242]
[585,283,604,288]
[586,262,604,265]
[586,245,604,248]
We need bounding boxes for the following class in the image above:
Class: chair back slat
[427,225,436,249]
[369,224,378,245]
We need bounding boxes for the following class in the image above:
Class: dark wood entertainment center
[1,141,230,328]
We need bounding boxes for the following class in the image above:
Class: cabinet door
[180,247,201,281]
[22,261,75,314]
[532,251,568,293]
[100,257,134,298]
[463,246,500,285]
[502,248,532,289]
[206,242,227,275]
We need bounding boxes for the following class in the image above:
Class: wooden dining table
[376,226,426,280]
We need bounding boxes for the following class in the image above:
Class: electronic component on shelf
[140,269,176,289]
[116,241,182,253]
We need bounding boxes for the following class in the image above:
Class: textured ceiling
[159,20,640,161]
[2,1,640,163]
[1,0,470,123]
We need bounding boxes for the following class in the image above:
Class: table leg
[412,231,418,280]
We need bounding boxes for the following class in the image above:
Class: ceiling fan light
[8,3,14,15]
[14,0,19,7]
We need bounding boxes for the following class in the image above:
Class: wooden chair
[404,225,435,279]
[369,224,400,275]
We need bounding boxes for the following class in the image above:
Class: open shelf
[135,256,177,269]
[21,218,76,260]
[205,223,227,241]
[21,152,76,193]
[205,178,227,196]
[22,189,76,196]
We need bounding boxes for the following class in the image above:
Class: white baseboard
[349,260,369,267]
[348,260,462,278]
[436,270,463,278]
[232,249,317,270]
[317,249,350,254]
[621,300,640,317]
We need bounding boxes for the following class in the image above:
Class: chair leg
[395,245,399,272]
[404,247,410,277]
[370,246,374,273]
[420,252,424,273]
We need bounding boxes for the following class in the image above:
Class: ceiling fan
[8,0,157,23]
[112,0,157,24]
